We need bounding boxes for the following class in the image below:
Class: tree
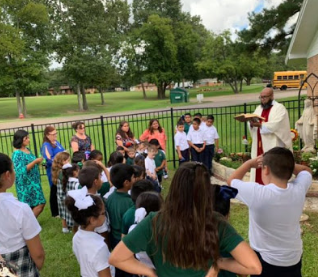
[198,31,244,94]
[239,0,303,54]
[0,0,50,116]
[50,0,129,111]
[139,14,178,99]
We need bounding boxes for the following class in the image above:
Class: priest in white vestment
[249,88,292,183]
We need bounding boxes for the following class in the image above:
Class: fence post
[31,124,38,157]
[100,116,107,165]
[244,103,248,152]
[170,108,176,169]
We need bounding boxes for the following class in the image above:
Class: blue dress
[12,149,46,207]
[41,141,64,187]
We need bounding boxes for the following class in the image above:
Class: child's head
[184,113,192,123]
[62,163,80,192]
[147,145,158,159]
[134,155,146,168]
[201,116,207,123]
[136,191,163,215]
[110,164,135,190]
[177,120,185,132]
[127,147,136,159]
[205,115,215,127]
[212,185,238,219]
[89,150,103,162]
[108,151,124,167]
[83,160,103,173]
[116,146,125,156]
[262,147,294,181]
[131,179,155,203]
[0,153,14,190]
[66,189,105,229]
[78,166,102,191]
[52,152,71,185]
[136,142,147,152]
[72,151,86,168]
[133,165,146,181]
[194,112,202,119]
[149,139,160,149]
[192,118,201,130]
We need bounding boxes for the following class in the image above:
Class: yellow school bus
[272,71,307,90]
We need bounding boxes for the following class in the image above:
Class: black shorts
[252,251,302,277]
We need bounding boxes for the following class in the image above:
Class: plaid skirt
[1,246,40,277]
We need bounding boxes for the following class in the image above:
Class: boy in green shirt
[121,179,155,236]
[149,139,167,185]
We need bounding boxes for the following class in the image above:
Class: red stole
[255,106,273,185]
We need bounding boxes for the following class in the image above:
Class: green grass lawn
[0,84,264,121]
[7,171,318,277]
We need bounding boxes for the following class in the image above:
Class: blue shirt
[41,141,65,186]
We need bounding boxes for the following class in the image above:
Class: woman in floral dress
[12,130,46,218]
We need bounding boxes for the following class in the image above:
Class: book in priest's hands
[234,113,265,123]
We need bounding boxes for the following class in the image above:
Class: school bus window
[288,76,293,80]
[300,74,305,79]
[283,76,287,80]
[277,76,282,80]
[294,75,299,80]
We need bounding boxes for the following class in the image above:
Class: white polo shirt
[73,228,110,277]
[231,171,312,266]
[204,125,219,145]
[0,193,41,253]
[174,131,189,151]
[145,157,157,177]
[187,128,205,144]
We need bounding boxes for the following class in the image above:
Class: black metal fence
[0,99,303,174]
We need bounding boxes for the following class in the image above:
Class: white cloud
[180,0,285,34]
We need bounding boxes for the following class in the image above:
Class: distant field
[0,84,264,120]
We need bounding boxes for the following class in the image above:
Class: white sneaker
[62,228,70,234]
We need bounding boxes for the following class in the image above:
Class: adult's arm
[71,141,79,152]
[25,234,45,270]
[139,129,149,142]
[109,241,157,277]
[26,158,43,172]
[42,143,53,165]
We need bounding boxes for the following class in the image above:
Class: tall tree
[0,0,50,116]
[50,0,129,111]
[239,0,303,54]
[139,14,178,99]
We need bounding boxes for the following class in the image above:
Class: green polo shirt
[123,212,244,277]
[121,205,136,235]
[154,150,166,176]
[106,191,133,240]
[184,123,191,134]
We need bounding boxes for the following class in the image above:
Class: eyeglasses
[78,126,85,130]
[259,95,272,100]
[49,132,58,136]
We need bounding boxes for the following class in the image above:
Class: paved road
[0,89,306,129]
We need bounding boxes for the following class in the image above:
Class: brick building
[286,0,318,96]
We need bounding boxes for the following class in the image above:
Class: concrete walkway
[0,89,306,129]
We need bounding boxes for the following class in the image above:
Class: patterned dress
[12,149,46,208]
[70,135,92,152]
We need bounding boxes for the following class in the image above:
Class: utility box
[170,88,189,103]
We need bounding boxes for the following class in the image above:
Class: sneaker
[62,228,70,234]
[163,170,168,179]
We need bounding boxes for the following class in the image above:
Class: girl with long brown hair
[115,121,136,153]
[109,162,261,276]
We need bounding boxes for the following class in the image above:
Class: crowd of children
[0,111,314,277]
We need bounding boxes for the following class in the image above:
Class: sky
[180,0,286,34]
